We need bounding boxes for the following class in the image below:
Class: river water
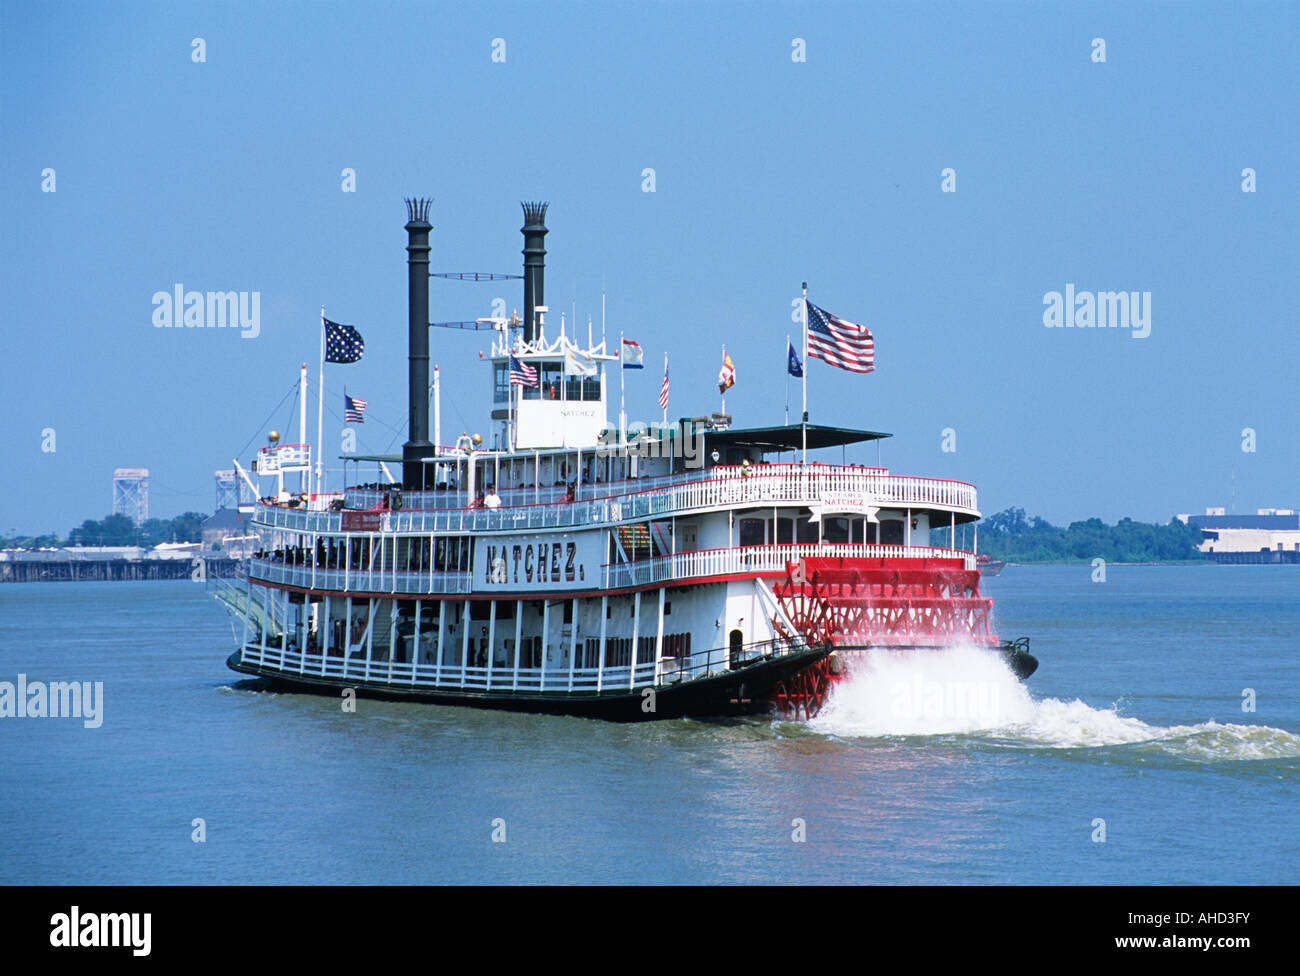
[1,565,1296,884]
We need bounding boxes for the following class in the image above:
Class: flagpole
[619,330,626,445]
[662,352,668,426]
[801,283,808,465]
[720,345,726,417]
[785,332,791,426]
[317,308,326,495]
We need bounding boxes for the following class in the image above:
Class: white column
[386,600,397,680]
[486,600,497,690]
[279,589,289,663]
[460,601,470,687]
[363,597,375,681]
[321,594,332,673]
[654,587,665,683]
[512,599,523,691]
[240,579,252,656]
[540,600,549,692]
[436,600,447,685]
[298,597,308,675]
[344,596,354,677]
[629,590,641,689]
[567,597,579,691]
[411,599,421,684]
[597,594,608,692]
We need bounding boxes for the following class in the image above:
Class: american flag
[509,354,538,387]
[324,317,365,364]
[805,300,874,373]
[659,359,670,410]
[344,394,368,423]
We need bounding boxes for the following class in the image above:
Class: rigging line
[281,386,301,447]
[429,320,499,331]
[232,381,299,461]
[430,272,523,281]
[322,401,405,455]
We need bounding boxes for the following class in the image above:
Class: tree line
[976,507,1204,563]
[2,512,209,550]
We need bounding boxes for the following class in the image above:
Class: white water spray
[808,645,1300,762]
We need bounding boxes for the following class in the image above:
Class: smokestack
[521,201,548,344]
[403,197,432,487]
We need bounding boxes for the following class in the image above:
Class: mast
[801,282,808,465]
[299,362,308,493]
[316,308,326,496]
[432,364,441,453]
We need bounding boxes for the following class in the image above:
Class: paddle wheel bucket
[768,556,998,718]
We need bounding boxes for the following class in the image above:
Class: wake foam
[807,645,1300,761]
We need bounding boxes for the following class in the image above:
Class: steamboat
[215,198,1034,721]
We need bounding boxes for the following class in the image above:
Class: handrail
[236,633,818,692]
[246,543,974,595]
[254,465,979,537]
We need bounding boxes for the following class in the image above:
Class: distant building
[202,508,256,557]
[113,468,149,524]
[1176,507,1300,564]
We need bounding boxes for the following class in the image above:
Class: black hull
[829,642,1038,680]
[226,646,831,722]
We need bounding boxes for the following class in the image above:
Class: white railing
[603,543,975,588]
[238,635,808,694]
[248,558,472,594]
[261,464,977,537]
[246,542,971,596]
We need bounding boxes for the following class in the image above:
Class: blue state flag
[787,341,803,378]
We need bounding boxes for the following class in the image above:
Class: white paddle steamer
[217,199,1032,720]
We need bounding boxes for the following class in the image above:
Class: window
[739,518,766,547]
[768,517,794,545]
[796,515,818,544]
[582,374,601,401]
[533,361,562,401]
[492,362,509,403]
[823,517,850,544]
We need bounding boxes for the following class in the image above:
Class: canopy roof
[703,423,890,453]
[343,423,889,463]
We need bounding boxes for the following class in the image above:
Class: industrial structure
[1178,507,1300,564]
[112,468,149,524]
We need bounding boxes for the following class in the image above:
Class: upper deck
[252,461,980,537]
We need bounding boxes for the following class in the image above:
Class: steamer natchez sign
[475,532,604,590]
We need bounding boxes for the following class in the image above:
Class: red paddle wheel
[769,556,998,717]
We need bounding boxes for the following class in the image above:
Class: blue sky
[2,0,1296,535]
